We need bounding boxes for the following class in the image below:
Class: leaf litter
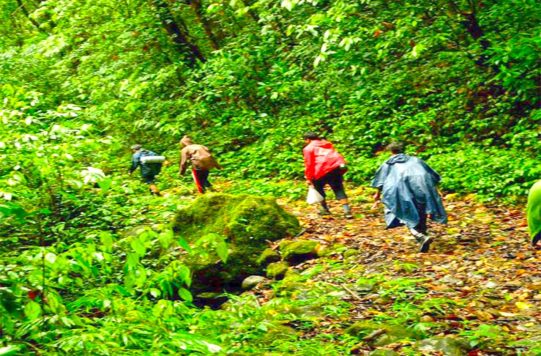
[246,189,541,355]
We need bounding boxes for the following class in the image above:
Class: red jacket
[303,139,346,181]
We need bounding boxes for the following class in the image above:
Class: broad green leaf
[0,345,21,356]
[178,288,193,302]
[216,240,228,263]
[177,236,192,252]
[24,301,42,320]
[130,238,146,257]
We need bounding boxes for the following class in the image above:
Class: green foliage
[460,324,506,348]
[0,0,539,354]
[427,145,541,199]
[1,0,538,200]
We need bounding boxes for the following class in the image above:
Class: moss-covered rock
[173,193,300,241]
[257,248,281,266]
[266,261,290,279]
[173,193,300,292]
[346,321,415,346]
[280,239,319,263]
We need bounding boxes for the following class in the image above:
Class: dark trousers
[408,203,428,243]
[312,168,347,200]
[415,204,428,234]
[193,169,212,193]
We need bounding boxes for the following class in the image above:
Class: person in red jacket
[303,132,353,218]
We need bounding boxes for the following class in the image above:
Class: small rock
[440,275,464,287]
[357,283,375,293]
[485,281,498,289]
[266,261,289,279]
[420,315,435,323]
[417,336,470,356]
[241,275,268,290]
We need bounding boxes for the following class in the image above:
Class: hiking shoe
[318,209,331,216]
[419,236,433,253]
[344,212,354,219]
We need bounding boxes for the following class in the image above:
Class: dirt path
[275,191,541,354]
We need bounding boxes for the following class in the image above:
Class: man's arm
[179,147,189,175]
[129,154,139,174]
[303,147,315,184]
[372,188,382,209]
[370,163,388,209]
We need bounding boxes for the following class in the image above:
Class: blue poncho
[371,154,447,229]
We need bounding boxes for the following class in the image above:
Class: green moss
[346,321,415,346]
[257,248,281,266]
[343,248,360,258]
[278,239,293,250]
[173,193,300,242]
[280,240,319,261]
[266,261,290,279]
[172,193,300,291]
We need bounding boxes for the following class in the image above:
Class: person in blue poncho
[371,142,447,252]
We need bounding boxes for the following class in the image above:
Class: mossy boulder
[173,193,300,291]
[266,261,290,279]
[257,248,281,266]
[280,239,319,263]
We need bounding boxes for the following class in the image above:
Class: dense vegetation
[0,0,539,354]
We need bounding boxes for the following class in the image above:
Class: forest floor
[232,186,541,355]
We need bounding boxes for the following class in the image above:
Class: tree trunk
[188,0,220,50]
[15,0,46,33]
[446,0,491,67]
[151,0,206,66]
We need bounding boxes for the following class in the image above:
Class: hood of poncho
[386,153,410,165]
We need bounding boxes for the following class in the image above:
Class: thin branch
[15,0,46,33]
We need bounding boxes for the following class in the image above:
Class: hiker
[371,142,447,252]
[179,136,221,193]
[303,132,353,219]
[527,180,541,247]
[129,144,164,195]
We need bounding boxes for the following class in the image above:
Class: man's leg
[415,209,427,235]
[194,169,211,193]
[200,170,212,191]
[409,205,431,252]
[312,178,330,214]
[192,169,204,193]
[328,168,352,218]
[144,175,160,196]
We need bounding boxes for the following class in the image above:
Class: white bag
[140,155,166,164]
[306,186,324,204]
